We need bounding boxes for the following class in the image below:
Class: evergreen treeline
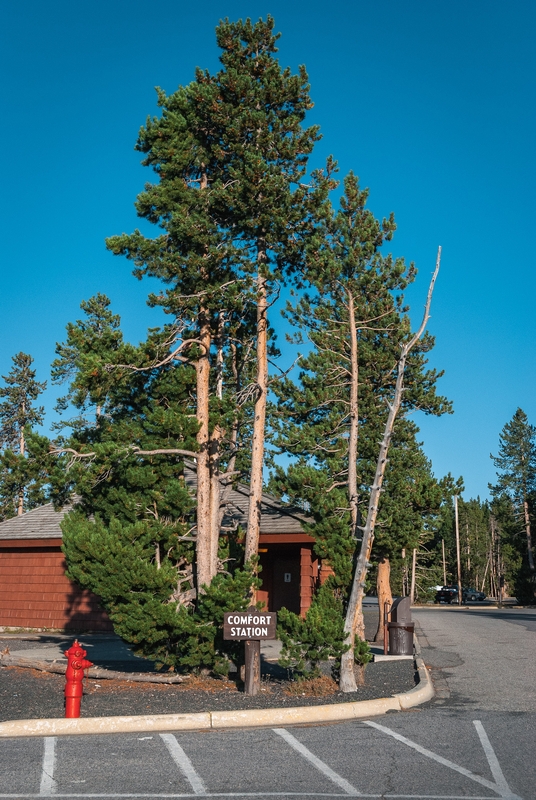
[0,17,533,686]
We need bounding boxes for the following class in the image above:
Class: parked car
[462,587,486,602]
[435,585,486,603]
[435,586,459,604]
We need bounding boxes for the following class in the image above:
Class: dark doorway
[272,554,301,614]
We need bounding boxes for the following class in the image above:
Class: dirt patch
[284,675,339,697]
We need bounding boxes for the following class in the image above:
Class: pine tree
[51,294,124,428]
[0,352,47,517]
[55,300,257,671]
[105,68,242,591]
[105,16,321,594]
[208,16,322,567]
[270,180,449,689]
[490,408,536,594]
[489,494,528,601]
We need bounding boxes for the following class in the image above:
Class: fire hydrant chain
[64,640,93,718]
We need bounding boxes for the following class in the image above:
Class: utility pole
[454,495,462,605]
[442,539,447,586]
[497,521,503,608]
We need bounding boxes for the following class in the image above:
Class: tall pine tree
[490,408,536,595]
[270,178,450,687]
[0,352,48,517]
[55,299,255,672]
[105,16,321,594]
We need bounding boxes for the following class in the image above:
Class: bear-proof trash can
[388,621,414,655]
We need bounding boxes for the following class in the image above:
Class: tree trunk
[523,499,535,572]
[347,290,359,540]
[209,426,222,579]
[339,247,441,693]
[194,169,216,594]
[17,420,25,516]
[245,255,268,571]
[195,311,212,593]
[208,316,225,580]
[410,547,417,604]
[373,557,393,642]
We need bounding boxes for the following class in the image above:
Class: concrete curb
[0,637,434,738]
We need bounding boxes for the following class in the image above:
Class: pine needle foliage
[277,583,350,677]
[269,175,451,658]
[0,353,48,518]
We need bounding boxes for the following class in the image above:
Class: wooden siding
[300,547,315,617]
[0,542,112,631]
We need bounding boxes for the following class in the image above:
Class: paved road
[412,606,536,711]
[1,607,534,799]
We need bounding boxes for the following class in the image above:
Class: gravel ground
[0,608,418,722]
[0,659,416,722]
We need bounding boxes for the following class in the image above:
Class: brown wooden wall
[300,546,318,617]
[0,539,112,631]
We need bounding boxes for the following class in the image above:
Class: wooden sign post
[223,606,277,696]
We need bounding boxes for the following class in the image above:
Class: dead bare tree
[339,247,441,693]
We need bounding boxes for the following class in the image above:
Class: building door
[272,554,301,614]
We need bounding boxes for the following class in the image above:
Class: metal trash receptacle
[388,621,414,655]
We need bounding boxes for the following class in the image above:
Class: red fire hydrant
[64,640,93,718]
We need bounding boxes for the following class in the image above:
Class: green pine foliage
[54,296,259,672]
[489,495,529,602]
[0,352,46,451]
[353,635,373,668]
[277,583,350,677]
[57,16,328,671]
[51,294,125,430]
[63,511,257,672]
[490,408,536,599]
[269,175,451,598]
[490,408,536,504]
[371,426,448,597]
[208,16,322,280]
[0,353,49,518]
[0,430,52,519]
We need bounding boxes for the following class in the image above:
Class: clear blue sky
[1,0,535,500]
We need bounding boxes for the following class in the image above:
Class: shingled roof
[0,462,307,540]
[183,461,306,535]
[0,503,75,540]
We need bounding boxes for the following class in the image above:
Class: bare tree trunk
[209,427,223,579]
[480,555,490,594]
[339,247,441,693]
[194,169,217,594]
[523,499,535,572]
[245,252,268,570]
[373,557,393,642]
[208,313,227,578]
[489,515,497,598]
[410,548,417,604]
[195,311,213,592]
[466,520,470,574]
[17,417,25,516]
[347,290,359,540]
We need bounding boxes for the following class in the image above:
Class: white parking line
[159,734,207,795]
[473,721,514,797]
[39,737,57,796]
[273,728,361,796]
[363,720,522,799]
[0,791,515,798]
